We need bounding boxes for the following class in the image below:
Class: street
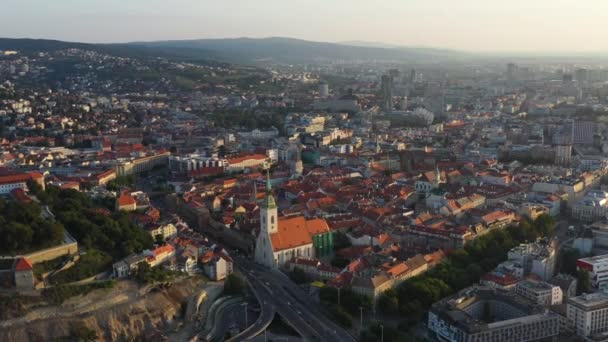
[234,256,357,342]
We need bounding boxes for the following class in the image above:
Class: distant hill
[126,37,472,64]
[337,40,404,49]
[0,38,221,65]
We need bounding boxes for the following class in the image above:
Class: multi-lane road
[233,256,357,342]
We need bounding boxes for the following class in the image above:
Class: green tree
[289,267,308,284]
[330,255,350,269]
[328,304,352,328]
[224,274,246,295]
[560,248,580,276]
[578,269,591,295]
[378,290,399,315]
[333,232,351,251]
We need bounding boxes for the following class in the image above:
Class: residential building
[428,286,560,342]
[147,223,178,240]
[515,279,563,306]
[568,292,608,338]
[201,251,233,281]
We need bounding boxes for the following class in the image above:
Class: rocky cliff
[0,277,204,341]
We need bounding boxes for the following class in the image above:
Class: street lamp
[359,306,363,332]
[242,302,248,327]
[380,324,384,342]
[336,287,341,305]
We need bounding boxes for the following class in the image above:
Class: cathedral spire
[263,163,276,209]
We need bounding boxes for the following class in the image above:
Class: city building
[381,74,393,111]
[116,151,170,176]
[504,240,557,281]
[0,171,45,195]
[514,279,563,306]
[146,223,178,240]
[568,292,608,337]
[13,257,35,292]
[201,250,234,281]
[577,254,608,289]
[428,286,560,342]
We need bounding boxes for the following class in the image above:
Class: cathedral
[254,174,331,269]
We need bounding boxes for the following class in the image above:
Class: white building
[577,254,608,289]
[572,191,608,222]
[147,223,178,240]
[515,279,563,306]
[202,252,234,281]
[237,127,279,140]
[567,292,608,337]
[506,240,557,281]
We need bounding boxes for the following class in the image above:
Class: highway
[225,274,275,342]
[234,256,357,342]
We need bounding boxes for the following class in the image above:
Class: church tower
[254,171,278,268]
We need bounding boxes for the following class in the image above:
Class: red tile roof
[14,257,33,272]
[270,216,314,252]
[117,194,136,206]
[227,154,267,165]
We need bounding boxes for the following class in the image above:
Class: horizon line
[3,35,608,58]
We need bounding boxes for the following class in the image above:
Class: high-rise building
[400,96,408,110]
[388,68,401,82]
[318,81,329,98]
[554,133,572,166]
[409,69,417,83]
[381,74,393,111]
[507,63,518,81]
[576,68,589,83]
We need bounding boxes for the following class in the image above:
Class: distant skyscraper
[575,68,589,82]
[507,63,518,82]
[573,121,596,145]
[318,81,329,98]
[389,68,401,82]
[553,134,572,166]
[381,75,393,111]
[562,73,573,83]
[409,69,417,83]
[400,96,408,110]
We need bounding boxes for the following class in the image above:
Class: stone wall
[23,242,78,264]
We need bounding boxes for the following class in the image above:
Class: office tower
[381,74,393,111]
[575,68,589,82]
[507,63,518,81]
[318,81,329,98]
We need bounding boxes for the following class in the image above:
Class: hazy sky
[2,0,608,53]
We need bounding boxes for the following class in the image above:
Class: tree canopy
[0,199,64,254]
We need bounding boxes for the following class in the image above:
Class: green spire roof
[263,170,276,209]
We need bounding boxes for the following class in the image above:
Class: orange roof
[117,194,136,206]
[153,244,174,256]
[0,172,38,185]
[305,218,330,235]
[227,154,267,164]
[270,216,313,252]
[387,263,409,277]
[14,257,33,271]
[96,169,116,179]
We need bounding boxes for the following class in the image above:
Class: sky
[2,0,608,53]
